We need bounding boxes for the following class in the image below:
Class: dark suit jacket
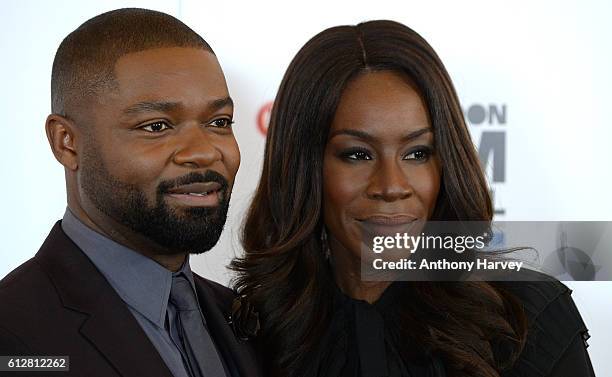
[0,221,262,377]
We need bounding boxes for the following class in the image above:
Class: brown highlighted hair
[232,20,526,377]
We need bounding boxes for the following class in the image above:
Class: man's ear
[45,114,79,171]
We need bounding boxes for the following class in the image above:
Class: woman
[231,21,594,377]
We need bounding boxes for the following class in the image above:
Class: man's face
[77,47,239,254]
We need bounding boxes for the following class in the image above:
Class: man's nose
[366,159,414,202]
[172,123,222,168]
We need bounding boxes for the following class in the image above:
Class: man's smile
[165,182,223,207]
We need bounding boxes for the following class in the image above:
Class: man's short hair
[51,8,214,117]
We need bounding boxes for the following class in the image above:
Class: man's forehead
[114,47,222,80]
[109,47,228,105]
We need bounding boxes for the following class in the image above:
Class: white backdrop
[1,0,611,374]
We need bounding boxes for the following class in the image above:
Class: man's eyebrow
[209,96,234,112]
[329,127,432,142]
[122,96,234,115]
[123,101,181,115]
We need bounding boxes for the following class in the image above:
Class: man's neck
[66,204,187,272]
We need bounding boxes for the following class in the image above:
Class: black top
[310,280,595,377]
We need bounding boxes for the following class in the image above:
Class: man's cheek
[108,154,158,183]
[223,142,241,177]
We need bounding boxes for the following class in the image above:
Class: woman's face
[322,70,441,262]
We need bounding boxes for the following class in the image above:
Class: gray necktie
[170,275,228,377]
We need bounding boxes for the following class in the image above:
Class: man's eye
[141,121,171,132]
[209,118,234,128]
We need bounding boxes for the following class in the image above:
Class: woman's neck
[329,238,392,304]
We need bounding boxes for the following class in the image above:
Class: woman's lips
[359,214,418,225]
[357,215,422,237]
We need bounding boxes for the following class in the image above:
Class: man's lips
[166,182,222,195]
[165,182,223,207]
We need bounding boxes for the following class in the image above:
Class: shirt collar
[61,208,195,328]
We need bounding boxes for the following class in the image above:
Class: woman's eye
[209,118,233,128]
[404,147,432,161]
[141,121,171,133]
[342,149,372,160]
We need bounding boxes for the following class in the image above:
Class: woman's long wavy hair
[231,20,527,377]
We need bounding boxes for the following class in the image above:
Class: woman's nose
[366,159,414,201]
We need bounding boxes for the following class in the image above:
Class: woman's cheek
[323,161,369,208]
[413,162,441,216]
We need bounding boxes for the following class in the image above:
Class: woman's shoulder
[495,271,574,321]
[494,272,594,376]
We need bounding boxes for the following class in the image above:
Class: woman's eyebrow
[400,127,432,142]
[329,127,432,142]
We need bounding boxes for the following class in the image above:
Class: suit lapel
[36,222,174,377]
[194,280,262,377]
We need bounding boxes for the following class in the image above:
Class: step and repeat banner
[1,0,610,374]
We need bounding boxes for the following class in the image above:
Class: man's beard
[80,145,231,255]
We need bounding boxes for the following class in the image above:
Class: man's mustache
[157,171,229,195]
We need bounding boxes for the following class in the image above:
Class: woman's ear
[45,114,79,171]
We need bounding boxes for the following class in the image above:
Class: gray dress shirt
[61,209,227,377]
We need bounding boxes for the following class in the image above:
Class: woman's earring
[321,227,331,260]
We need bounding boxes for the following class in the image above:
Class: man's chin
[146,235,221,256]
[143,218,226,255]
[166,203,225,220]
[186,247,215,256]
[119,197,229,256]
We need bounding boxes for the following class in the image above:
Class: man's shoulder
[0,222,68,306]
[0,257,51,304]
[0,249,67,354]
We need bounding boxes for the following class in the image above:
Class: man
[0,8,260,377]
